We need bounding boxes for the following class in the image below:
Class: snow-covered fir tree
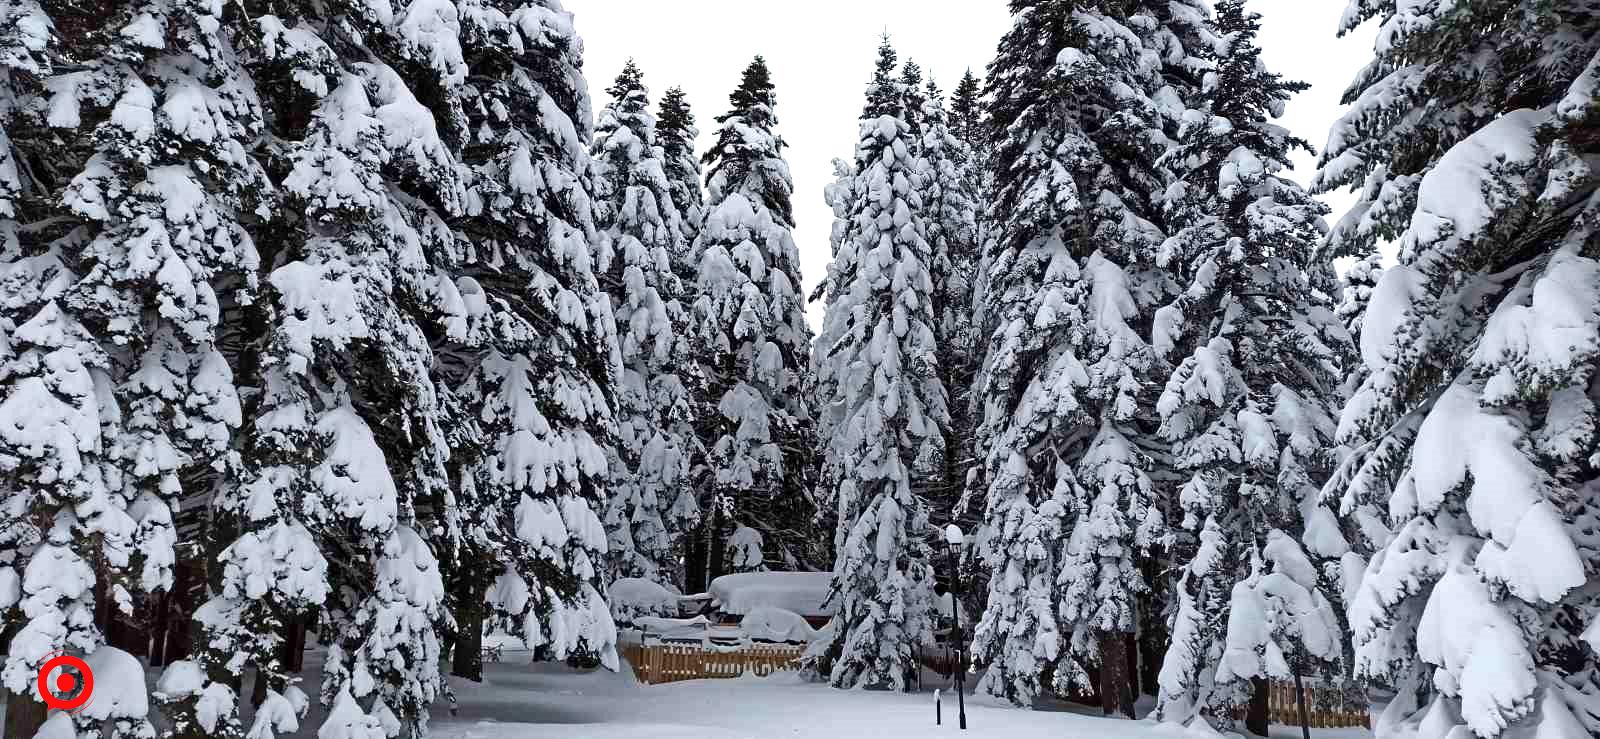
[657,86,705,258]
[1149,2,1350,730]
[949,70,985,164]
[590,60,701,588]
[898,60,928,142]
[439,0,621,684]
[919,79,983,531]
[689,56,819,578]
[0,4,264,737]
[811,37,946,691]
[967,0,1213,714]
[1315,1,1600,736]
[153,6,466,737]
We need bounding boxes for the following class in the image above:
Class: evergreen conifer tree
[152,5,468,737]
[813,37,946,691]
[0,5,262,737]
[1316,1,1600,736]
[967,0,1212,714]
[689,57,819,581]
[444,0,620,683]
[657,86,705,254]
[591,60,701,588]
[1149,2,1351,730]
[918,82,983,534]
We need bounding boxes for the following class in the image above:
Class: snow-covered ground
[1,646,1371,739]
[427,655,1369,739]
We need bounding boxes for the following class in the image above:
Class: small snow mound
[81,646,148,721]
[739,606,816,643]
[610,577,683,625]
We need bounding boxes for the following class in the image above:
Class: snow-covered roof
[632,615,745,643]
[707,572,835,616]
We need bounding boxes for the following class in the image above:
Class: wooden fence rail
[621,643,803,685]
[621,643,1369,729]
[1261,679,1370,729]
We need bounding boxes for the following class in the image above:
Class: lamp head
[944,524,965,546]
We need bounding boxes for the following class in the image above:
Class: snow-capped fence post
[935,688,942,725]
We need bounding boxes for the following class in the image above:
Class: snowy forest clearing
[427,663,1369,739]
[0,645,1370,739]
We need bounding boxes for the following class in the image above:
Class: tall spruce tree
[967,0,1212,714]
[657,86,705,256]
[444,0,621,680]
[1149,2,1350,731]
[688,57,819,586]
[1316,1,1600,736]
[813,37,946,691]
[918,81,983,535]
[0,3,265,737]
[149,4,470,737]
[591,60,701,588]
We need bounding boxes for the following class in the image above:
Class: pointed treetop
[951,68,983,149]
[901,59,928,132]
[722,56,777,126]
[900,59,923,89]
[1204,0,1310,165]
[606,58,650,116]
[864,34,901,119]
[657,85,697,158]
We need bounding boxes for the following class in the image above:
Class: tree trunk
[160,561,198,664]
[5,689,47,739]
[452,593,485,682]
[1137,616,1165,696]
[683,521,709,594]
[148,588,171,667]
[1246,676,1271,736]
[705,505,727,585]
[285,618,307,673]
[1097,630,1135,718]
[1124,632,1138,708]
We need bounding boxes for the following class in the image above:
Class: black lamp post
[944,524,968,730]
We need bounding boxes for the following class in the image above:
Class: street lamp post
[944,524,968,731]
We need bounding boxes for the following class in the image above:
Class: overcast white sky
[564,1,1379,303]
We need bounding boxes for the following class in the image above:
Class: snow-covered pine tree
[443,0,620,680]
[919,80,983,534]
[1315,1,1600,736]
[899,60,928,142]
[967,0,1211,714]
[1148,2,1350,731]
[949,70,985,164]
[156,7,466,737]
[812,37,946,691]
[657,86,705,259]
[444,0,624,681]
[0,4,269,736]
[591,59,700,589]
[690,56,820,578]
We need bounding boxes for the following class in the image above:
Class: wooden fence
[621,643,803,685]
[1259,679,1370,729]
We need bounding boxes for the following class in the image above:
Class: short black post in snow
[944,523,968,731]
[935,688,942,725]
